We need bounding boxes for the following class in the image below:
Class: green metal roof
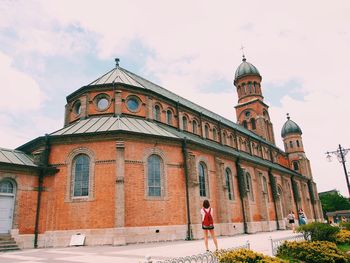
[234,56,260,81]
[0,147,36,167]
[281,117,302,137]
[80,65,277,149]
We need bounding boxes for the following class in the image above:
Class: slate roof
[234,56,261,81]
[82,65,277,148]
[0,147,36,167]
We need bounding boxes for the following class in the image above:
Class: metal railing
[145,241,250,263]
[270,234,305,256]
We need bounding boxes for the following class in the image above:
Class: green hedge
[297,222,340,242]
[215,248,287,263]
[276,241,348,263]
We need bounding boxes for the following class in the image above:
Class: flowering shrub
[339,222,350,231]
[335,229,350,244]
[276,241,348,263]
[214,248,287,263]
[297,222,340,242]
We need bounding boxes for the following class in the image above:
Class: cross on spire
[115,58,120,67]
[240,45,246,61]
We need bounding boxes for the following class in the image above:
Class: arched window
[296,140,300,147]
[243,120,248,129]
[192,120,198,134]
[229,135,233,147]
[262,176,268,193]
[225,168,233,200]
[289,141,293,148]
[0,180,14,194]
[147,154,162,197]
[242,83,246,94]
[223,132,227,145]
[253,82,257,93]
[251,118,256,130]
[154,105,161,121]
[182,116,188,131]
[198,162,208,197]
[204,125,209,139]
[245,172,254,200]
[166,110,172,125]
[213,128,217,141]
[73,154,90,197]
[248,82,253,93]
[293,161,299,171]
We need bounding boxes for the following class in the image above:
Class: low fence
[270,234,305,256]
[145,241,250,263]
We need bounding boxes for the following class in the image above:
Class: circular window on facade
[94,94,110,111]
[126,96,141,112]
[245,111,251,118]
[73,100,81,115]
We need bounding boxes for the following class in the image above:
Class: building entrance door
[0,180,15,234]
[0,196,14,233]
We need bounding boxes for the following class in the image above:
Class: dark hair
[203,199,210,209]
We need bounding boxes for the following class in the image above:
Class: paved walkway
[0,230,300,263]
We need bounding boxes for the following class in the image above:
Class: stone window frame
[204,123,210,139]
[72,99,82,116]
[0,175,18,230]
[166,108,174,126]
[143,148,168,200]
[153,103,163,122]
[125,95,142,113]
[196,157,210,200]
[65,147,96,202]
[182,114,189,131]
[93,93,111,112]
[245,171,254,201]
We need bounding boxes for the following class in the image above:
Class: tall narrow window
[243,120,248,128]
[293,161,299,171]
[296,140,300,147]
[199,162,207,197]
[248,82,253,93]
[204,125,209,139]
[242,83,246,94]
[229,135,233,147]
[166,110,172,125]
[245,172,254,200]
[73,154,90,197]
[253,82,257,93]
[192,120,198,134]
[182,116,188,131]
[225,168,233,200]
[213,128,217,141]
[223,132,227,145]
[262,176,268,193]
[154,105,161,121]
[147,154,162,197]
[289,141,293,148]
[251,118,256,130]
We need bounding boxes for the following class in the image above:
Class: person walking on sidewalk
[201,199,218,252]
[287,211,296,233]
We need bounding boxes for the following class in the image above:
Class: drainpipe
[235,158,248,234]
[34,134,50,248]
[268,168,280,230]
[182,138,192,240]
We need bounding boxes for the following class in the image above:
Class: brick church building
[0,57,323,248]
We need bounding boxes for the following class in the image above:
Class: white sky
[0,0,350,196]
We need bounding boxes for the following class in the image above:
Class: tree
[319,191,350,217]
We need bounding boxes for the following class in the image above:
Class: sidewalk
[0,230,299,263]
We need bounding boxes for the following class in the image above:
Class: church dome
[281,115,302,138]
[234,56,261,82]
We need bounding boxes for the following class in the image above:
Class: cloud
[0,52,45,111]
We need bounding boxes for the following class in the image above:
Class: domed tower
[234,56,275,144]
[281,114,312,178]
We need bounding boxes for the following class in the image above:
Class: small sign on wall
[69,233,85,246]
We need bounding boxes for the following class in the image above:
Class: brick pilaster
[115,141,125,227]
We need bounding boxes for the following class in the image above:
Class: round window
[73,101,81,115]
[245,111,251,117]
[126,97,140,112]
[97,97,109,111]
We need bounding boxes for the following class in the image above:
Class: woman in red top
[201,199,218,251]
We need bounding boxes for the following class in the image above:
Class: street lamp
[325,144,350,197]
